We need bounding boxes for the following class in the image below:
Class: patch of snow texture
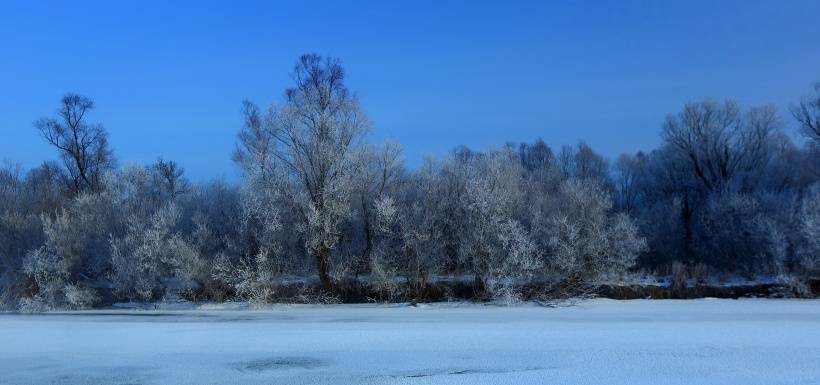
[1,299,819,384]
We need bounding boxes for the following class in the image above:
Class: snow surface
[1,299,820,385]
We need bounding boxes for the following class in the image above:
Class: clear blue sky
[2,0,819,180]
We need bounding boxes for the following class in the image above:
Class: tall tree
[34,94,115,194]
[259,54,370,291]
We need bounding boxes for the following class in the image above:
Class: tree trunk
[681,192,693,262]
[315,244,333,292]
[358,195,373,277]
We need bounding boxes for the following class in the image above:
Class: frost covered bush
[540,180,646,293]
[459,150,540,301]
[22,249,99,311]
[21,192,113,310]
[63,283,99,309]
[21,247,70,310]
[110,203,202,301]
[209,184,284,304]
[485,220,540,303]
[367,195,402,300]
[213,253,277,306]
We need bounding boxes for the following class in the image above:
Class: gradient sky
[2,0,819,180]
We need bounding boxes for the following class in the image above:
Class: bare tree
[34,94,116,194]
[792,83,820,145]
[152,158,189,200]
[264,54,371,292]
[559,142,612,192]
[662,99,780,193]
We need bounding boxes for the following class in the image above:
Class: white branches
[542,180,645,288]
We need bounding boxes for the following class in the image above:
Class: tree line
[1,54,818,310]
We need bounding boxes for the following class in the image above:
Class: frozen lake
[1,299,819,385]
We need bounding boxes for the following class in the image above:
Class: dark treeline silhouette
[2,54,819,310]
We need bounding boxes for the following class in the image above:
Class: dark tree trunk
[315,244,333,292]
[681,192,693,262]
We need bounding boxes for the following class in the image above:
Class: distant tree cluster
[1,55,818,310]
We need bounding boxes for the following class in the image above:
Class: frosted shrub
[22,247,69,310]
[459,151,540,301]
[543,180,646,294]
[369,195,402,300]
[110,203,202,301]
[40,193,112,277]
[213,251,278,307]
[63,283,99,309]
[209,184,285,304]
[22,249,99,310]
[369,252,402,301]
[485,220,540,304]
[213,251,279,304]
[20,192,113,310]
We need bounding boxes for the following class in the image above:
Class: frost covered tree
[244,54,371,292]
[538,180,646,292]
[6,64,820,308]
[459,149,540,300]
[110,202,201,301]
[22,191,114,310]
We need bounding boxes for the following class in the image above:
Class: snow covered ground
[1,299,819,385]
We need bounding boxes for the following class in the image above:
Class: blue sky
[2,0,819,180]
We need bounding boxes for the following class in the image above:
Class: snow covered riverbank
[1,299,819,385]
